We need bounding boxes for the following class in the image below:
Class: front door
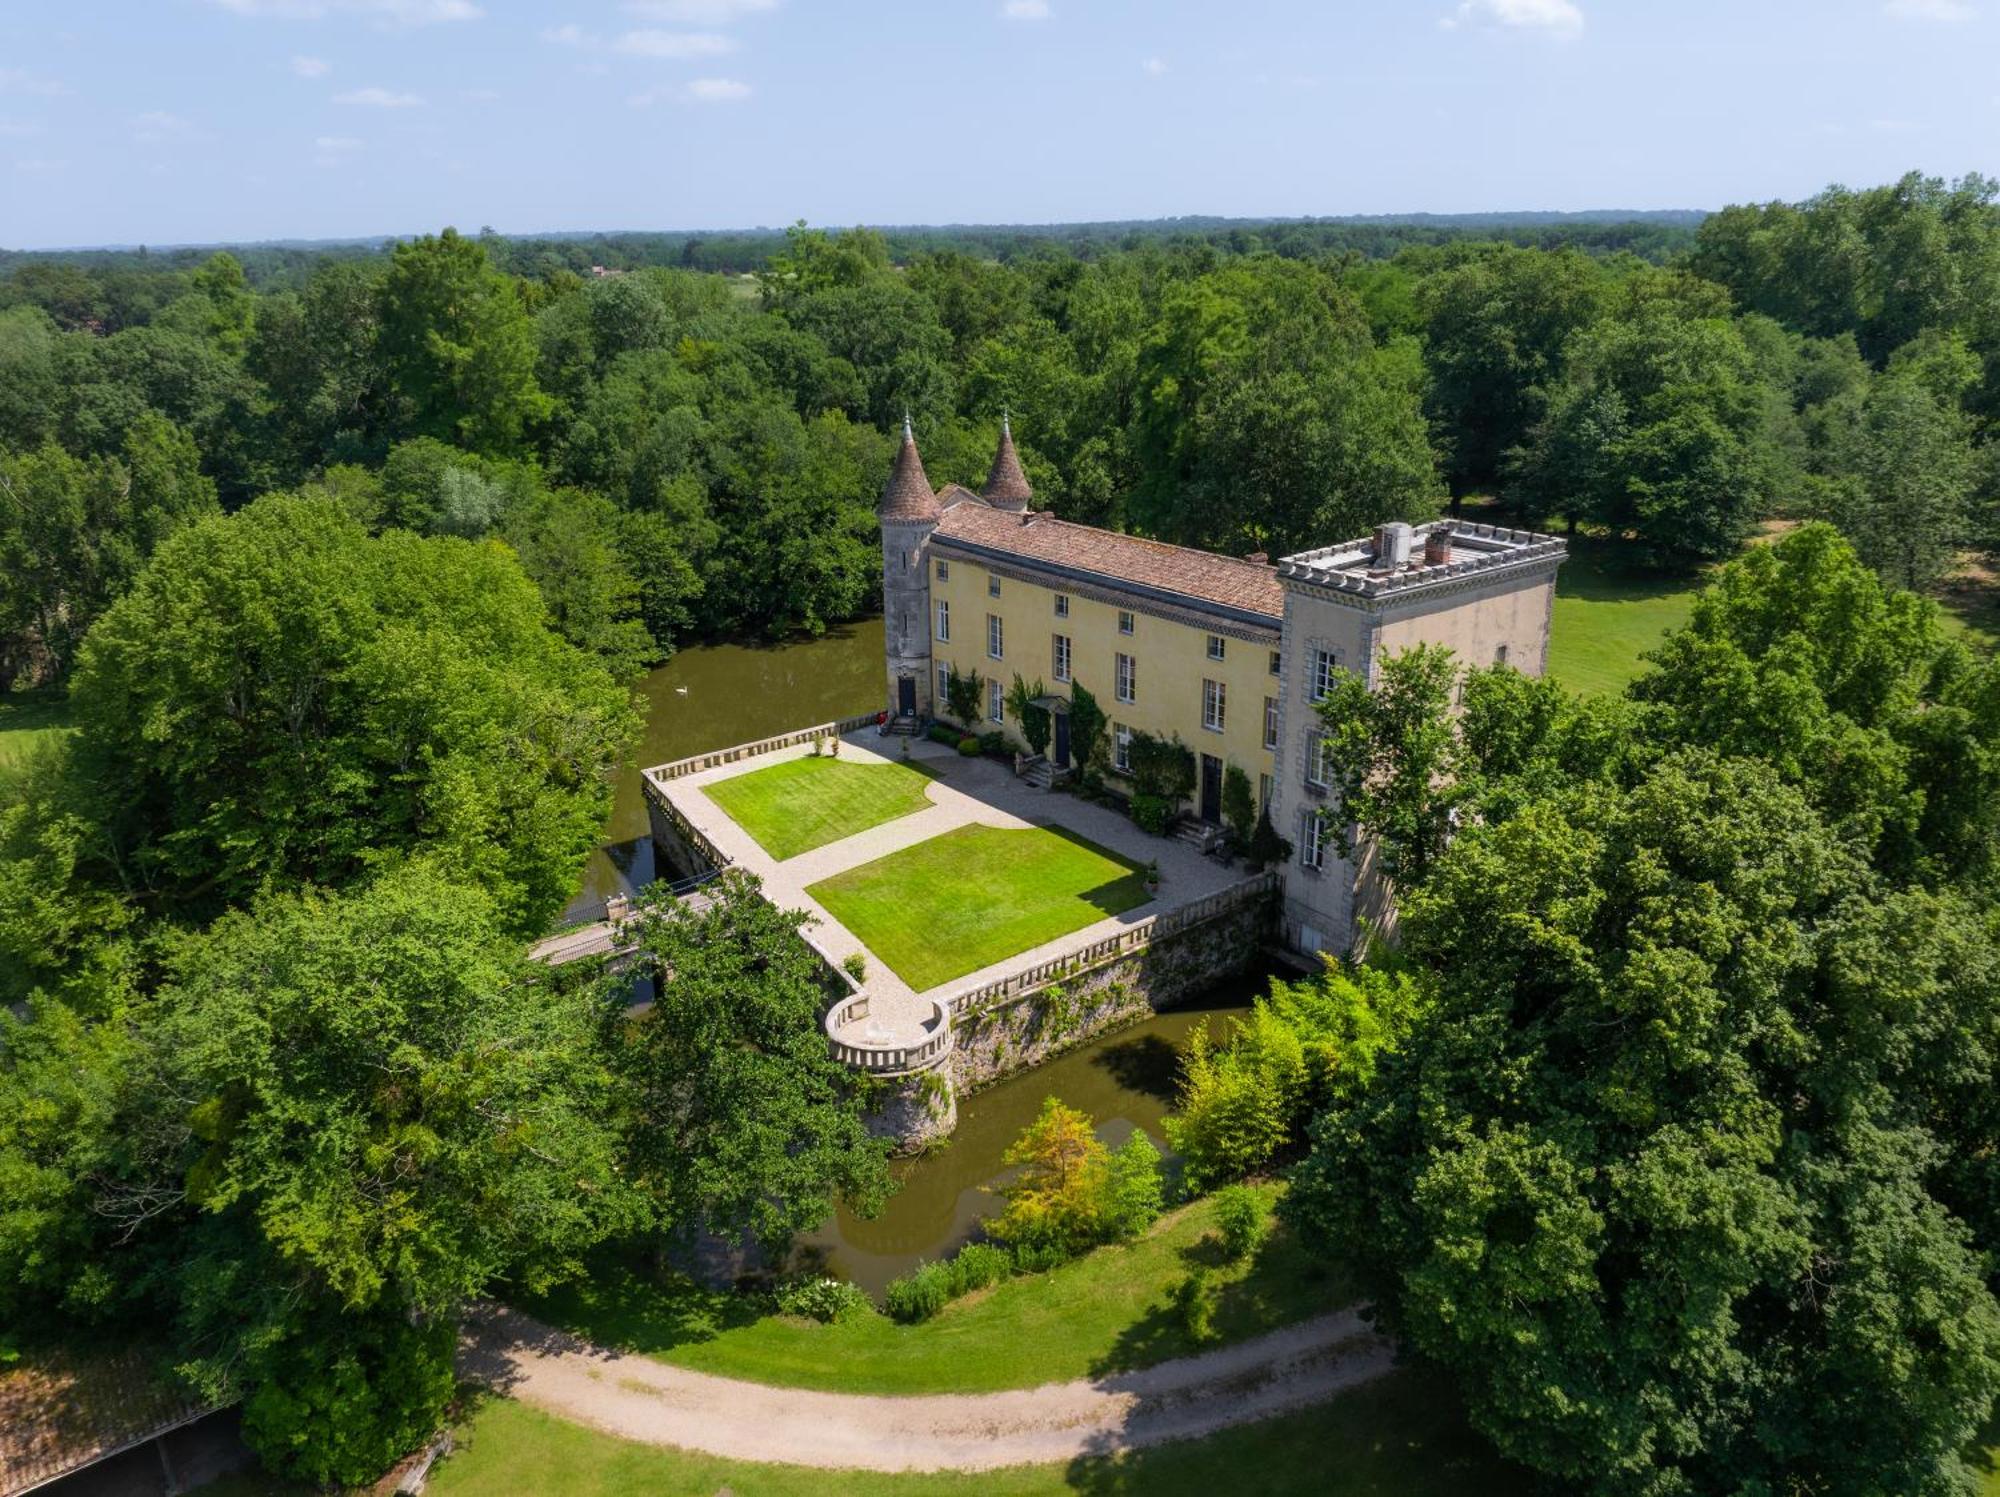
[1199,753,1223,824]
[898,674,917,716]
[1052,711,1071,768]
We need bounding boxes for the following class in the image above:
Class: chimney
[1243,550,1269,565]
[1423,524,1454,566]
[1373,522,1413,570]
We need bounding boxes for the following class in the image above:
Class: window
[1263,696,1279,751]
[988,678,1005,723]
[1269,649,1282,677]
[1494,643,1510,666]
[937,663,949,702]
[1117,610,1135,635]
[988,574,1001,598]
[1052,633,1071,683]
[1301,810,1325,870]
[935,600,950,642]
[987,614,1003,660]
[936,559,950,581]
[1207,634,1226,662]
[1113,723,1133,773]
[1306,730,1331,789]
[1115,652,1136,704]
[1054,593,1070,618]
[1202,678,1226,732]
[1311,647,1341,703]
[1258,772,1272,814]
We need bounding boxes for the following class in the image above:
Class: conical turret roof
[879,414,939,524]
[981,413,1033,511]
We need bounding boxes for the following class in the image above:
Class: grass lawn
[0,689,73,797]
[704,754,943,861]
[526,1186,1336,1396]
[1545,541,1703,698]
[420,1368,1531,1497]
[806,822,1149,991]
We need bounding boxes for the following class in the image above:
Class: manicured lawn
[423,1368,1532,1497]
[526,1186,1338,1396]
[807,822,1150,991]
[1545,542,1702,697]
[704,754,942,861]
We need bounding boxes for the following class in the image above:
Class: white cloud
[1002,0,1051,17]
[1885,0,1975,18]
[1441,0,1584,35]
[460,86,500,101]
[615,29,736,56]
[0,67,67,97]
[313,134,363,167]
[206,0,479,22]
[13,156,67,173]
[623,0,775,19]
[0,117,41,137]
[1142,55,1168,75]
[542,23,600,46]
[132,110,208,145]
[334,85,424,106]
[630,76,751,105]
[291,54,330,75]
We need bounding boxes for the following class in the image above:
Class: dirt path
[459,1305,1393,1473]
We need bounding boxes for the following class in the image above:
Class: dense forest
[4,172,2000,1492]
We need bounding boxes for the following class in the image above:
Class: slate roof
[980,418,1033,510]
[932,504,1285,623]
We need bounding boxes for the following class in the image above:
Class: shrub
[957,735,981,756]
[1222,763,1256,845]
[948,1242,1013,1296]
[1131,793,1173,836]
[988,1097,1111,1254]
[1101,1133,1165,1242]
[884,1260,954,1323]
[772,1274,870,1324]
[1128,730,1196,803]
[1212,1185,1269,1261]
[1010,1241,1073,1274]
[978,730,1008,757]
[1246,804,1292,870]
[1174,1268,1219,1344]
[841,952,867,983]
[944,663,984,728]
[928,723,961,747]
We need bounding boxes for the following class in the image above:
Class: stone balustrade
[642,712,879,786]
[824,992,954,1075]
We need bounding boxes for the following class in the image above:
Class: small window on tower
[936,560,950,581]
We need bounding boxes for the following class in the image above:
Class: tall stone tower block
[878,416,941,719]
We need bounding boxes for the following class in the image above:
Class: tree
[987,1097,1111,1255]
[1220,762,1256,846]
[1820,365,1976,592]
[1313,643,1464,886]
[610,873,891,1255]
[65,494,636,933]
[944,662,984,728]
[500,487,659,678]
[376,228,552,454]
[1005,674,1052,758]
[143,864,629,1483]
[1286,753,2000,1494]
[1066,680,1106,779]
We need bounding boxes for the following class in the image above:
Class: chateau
[879,418,1568,956]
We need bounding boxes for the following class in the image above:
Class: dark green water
[579,621,1261,1289]
[570,618,885,911]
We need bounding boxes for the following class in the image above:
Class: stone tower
[879,414,940,720]
[981,412,1033,512]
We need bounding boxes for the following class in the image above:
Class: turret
[879,414,939,720]
[981,412,1033,512]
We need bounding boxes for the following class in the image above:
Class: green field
[422,1369,1531,1497]
[1544,542,1702,697]
[527,1187,1333,1396]
[0,689,73,794]
[704,755,942,861]
[807,822,1149,991]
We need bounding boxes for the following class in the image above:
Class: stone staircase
[882,714,921,737]
[1173,818,1224,855]
[1019,755,1073,791]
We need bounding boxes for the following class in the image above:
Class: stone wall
[950,889,1273,1095]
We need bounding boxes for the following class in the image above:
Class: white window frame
[1113,723,1133,774]
[1202,678,1226,733]
[937,663,949,702]
[988,678,1005,724]
[988,574,1001,598]
[1052,633,1071,683]
[1115,652,1136,705]
[1311,648,1340,703]
[1301,810,1325,870]
[1306,732,1332,790]
[935,599,950,642]
[1263,696,1279,751]
[987,614,1003,660]
[1258,772,1272,814]
[1054,593,1070,618]
[936,559,950,581]
[1207,634,1226,662]
[1117,609,1134,636]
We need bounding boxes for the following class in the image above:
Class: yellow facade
[925,550,1281,813]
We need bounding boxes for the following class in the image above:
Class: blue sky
[1,0,1995,249]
